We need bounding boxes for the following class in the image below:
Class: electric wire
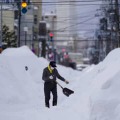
[55,16,96,32]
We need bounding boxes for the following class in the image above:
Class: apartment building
[31,0,42,56]
[0,5,15,46]
[2,9,14,30]
[40,0,78,52]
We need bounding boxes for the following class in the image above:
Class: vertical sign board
[39,21,47,57]
[39,21,47,36]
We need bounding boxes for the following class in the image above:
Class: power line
[56,16,96,32]
[0,0,103,4]
[43,9,99,21]
[0,1,110,6]
[36,0,102,3]
[2,2,116,7]
[37,4,102,6]
[2,9,99,22]
[57,29,96,32]
[1,1,119,6]
[53,9,99,18]
[45,14,97,23]
[2,11,96,19]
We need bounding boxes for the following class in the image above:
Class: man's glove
[49,75,53,79]
[64,80,69,84]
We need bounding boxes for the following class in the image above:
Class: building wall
[0,4,15,45]
[0,10,14,31]
[20,0,42,54]
[55,2,71,41]
[55,0,77,43]
[32,0,42,33]
[31,0,42,56]
[42,12,57,39]
[3,10,14,31]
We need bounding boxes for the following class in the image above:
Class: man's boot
[53,101,57,106]
[45,104,50,108]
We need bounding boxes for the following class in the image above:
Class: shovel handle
[56,81,64,89]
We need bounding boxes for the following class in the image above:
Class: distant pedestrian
[42,61,69,108]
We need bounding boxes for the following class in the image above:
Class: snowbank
[1,46,120,120]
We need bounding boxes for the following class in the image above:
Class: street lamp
[24,27,28,45]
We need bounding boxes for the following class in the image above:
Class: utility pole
[0,1,2,46]
[17,0,21,47]
[115,0,120,47]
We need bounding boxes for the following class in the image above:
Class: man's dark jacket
[42,67,65,83]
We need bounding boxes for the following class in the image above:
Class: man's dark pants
[44,82,57,108]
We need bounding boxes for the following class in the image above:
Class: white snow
[0,46,120,120]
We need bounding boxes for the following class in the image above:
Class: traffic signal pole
[0,2,2,46]
[18,2,21,47]
[115,0,120,47]
[17,0,28,47]
[41,39,46,58]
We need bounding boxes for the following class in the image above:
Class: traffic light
[21,0,28,14]
[49,32,54,41]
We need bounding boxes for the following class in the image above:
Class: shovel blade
[63,88,74,97]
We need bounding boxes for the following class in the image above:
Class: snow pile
[0,46,80,107]
[0,46,120,120]
[0,46,41,105]
[58,48,120,120]
[89,48,120,120]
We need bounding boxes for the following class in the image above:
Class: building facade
[31,0,42,56]
[0,5,15,46]
[54,0,77,51]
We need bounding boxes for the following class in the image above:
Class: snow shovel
[56,81,74,97]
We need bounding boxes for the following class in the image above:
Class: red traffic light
[49,32,54,37]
